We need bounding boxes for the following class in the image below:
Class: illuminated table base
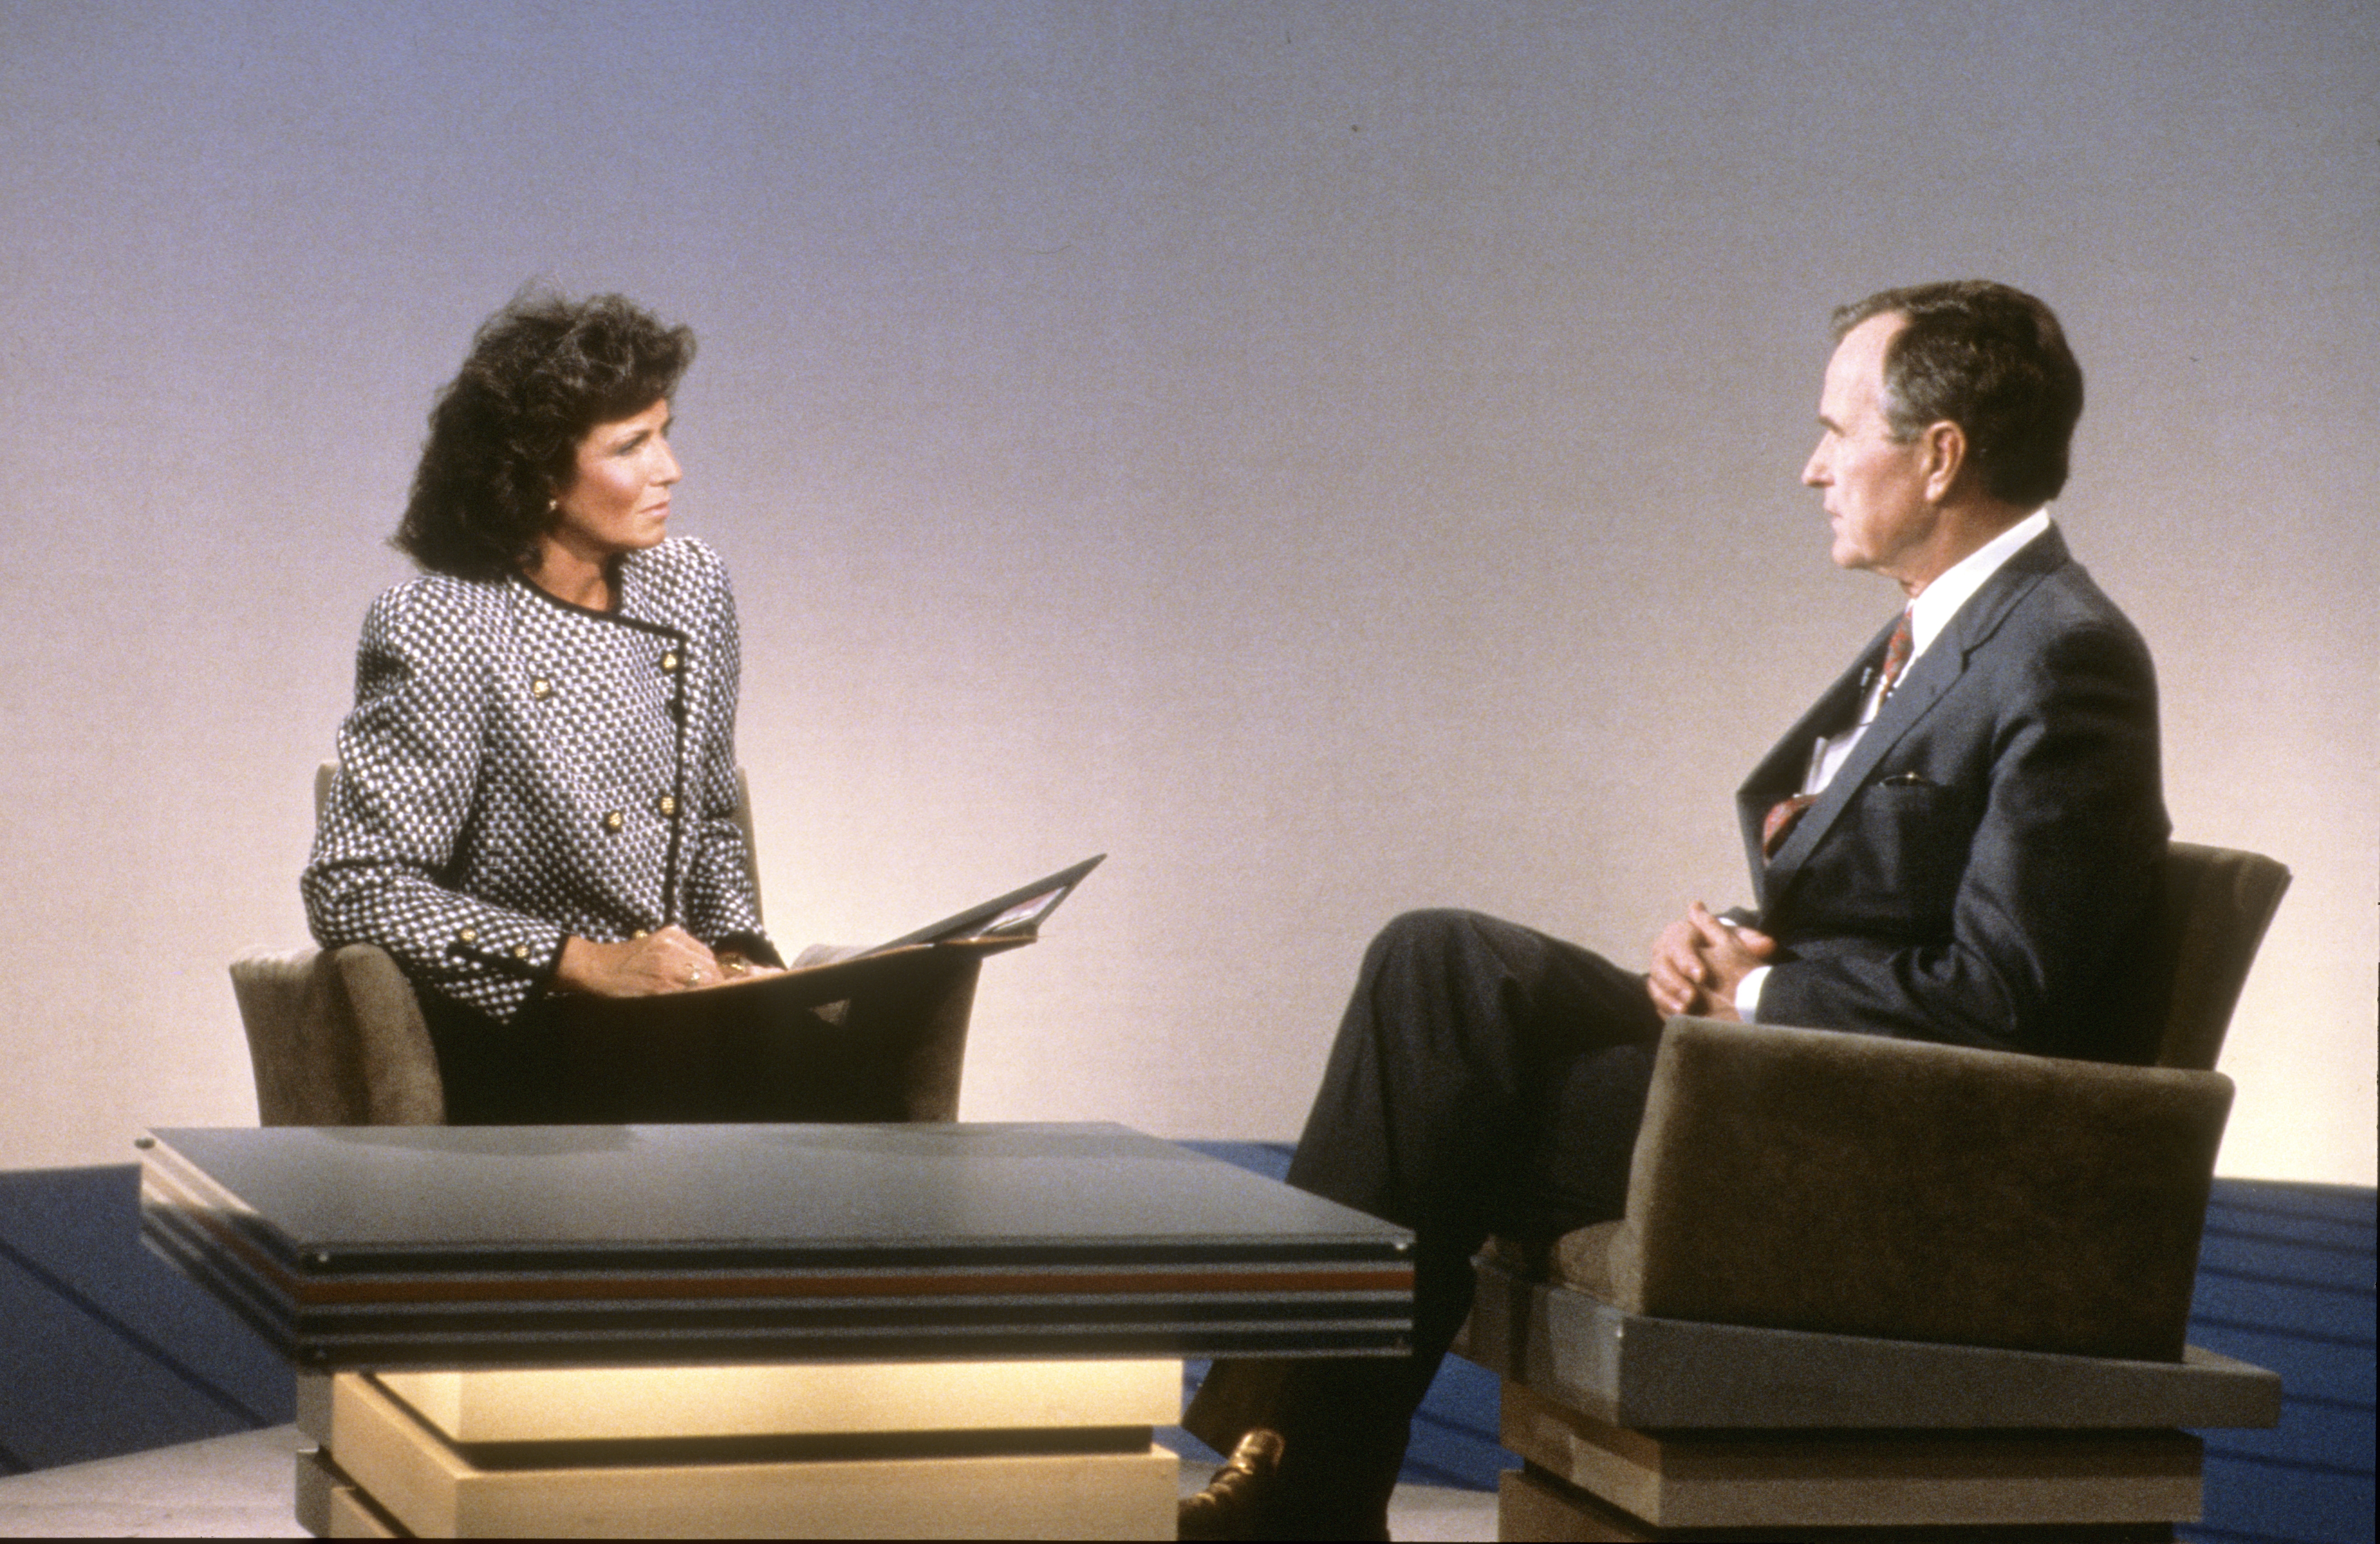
[292,1359,1180,1539]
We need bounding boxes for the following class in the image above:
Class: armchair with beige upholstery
[1461,841,2292,1540]
[230,765,985,1126]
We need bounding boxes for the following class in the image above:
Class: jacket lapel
[1736,622,1890,894]
[1750,528,2072,904]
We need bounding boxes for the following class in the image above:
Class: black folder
[540,856,1105,1122]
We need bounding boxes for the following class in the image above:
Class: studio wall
[1,0,2371,1182]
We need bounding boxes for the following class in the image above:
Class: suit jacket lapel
[1746,528,2073,906]
[1736,622,1889,898]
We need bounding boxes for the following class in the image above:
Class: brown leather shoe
[1177,1428,1287,1539]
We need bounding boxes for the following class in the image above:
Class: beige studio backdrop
[0,1,2372,1184]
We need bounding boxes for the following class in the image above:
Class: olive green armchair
[1465,840,2292,1539]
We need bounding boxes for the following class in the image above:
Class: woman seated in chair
[302,288,784,1121]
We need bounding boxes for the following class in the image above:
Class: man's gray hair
[1833,281,2085,507]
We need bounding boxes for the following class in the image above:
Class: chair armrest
[842,950,984,1122]
[777,940,1002,1120]
[229,945,444,1126]
[1604,1016,2230,1361]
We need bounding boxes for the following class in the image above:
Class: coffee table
[138,1123,1413,1538]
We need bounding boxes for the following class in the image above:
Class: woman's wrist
[552,935,613,994]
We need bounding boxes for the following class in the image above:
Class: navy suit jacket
[1737,528,2169,1063]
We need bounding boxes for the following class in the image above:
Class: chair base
[1498,1464,2178,1541]
[1458,1256,2279,1431]
[1500,1381,2199,1532]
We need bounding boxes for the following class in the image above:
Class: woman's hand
[555,926,726,997]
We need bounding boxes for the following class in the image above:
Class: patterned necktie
[1876,603,1915,702]
[1762,606,1916,860]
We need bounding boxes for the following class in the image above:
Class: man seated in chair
[1179,280,2170,1539]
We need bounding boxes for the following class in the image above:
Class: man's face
[1802,313,1938,584]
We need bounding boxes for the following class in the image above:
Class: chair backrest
[732,767,761,921]
[317,761,766,923]
[2141,842,2291,1071]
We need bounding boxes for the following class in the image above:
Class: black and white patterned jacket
[303,537,775,1023]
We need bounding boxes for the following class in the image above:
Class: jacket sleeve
[677,555,778,964]
[301,583,568,1023]
[1752,618,2167,1060]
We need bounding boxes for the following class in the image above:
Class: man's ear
[1919,419,1967,503]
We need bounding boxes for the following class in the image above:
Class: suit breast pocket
[1825,777,1976,932]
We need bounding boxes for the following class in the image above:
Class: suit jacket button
[657,795,677,817]
[602,811,625,833]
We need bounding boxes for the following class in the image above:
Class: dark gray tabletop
[141,1122,1400,1266]
[137,1123,1414,1367]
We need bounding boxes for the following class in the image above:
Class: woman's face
[546,398,680,566]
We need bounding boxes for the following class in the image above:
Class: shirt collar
[1906,508,2052,658]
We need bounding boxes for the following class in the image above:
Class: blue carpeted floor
[0,1164,291,1474]
[2,1149,2370,1541]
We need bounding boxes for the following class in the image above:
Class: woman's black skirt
[420,990,923,1126]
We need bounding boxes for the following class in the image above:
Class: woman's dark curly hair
[394,288,696,580]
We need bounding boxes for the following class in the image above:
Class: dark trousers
[1183,909,1662,1527]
